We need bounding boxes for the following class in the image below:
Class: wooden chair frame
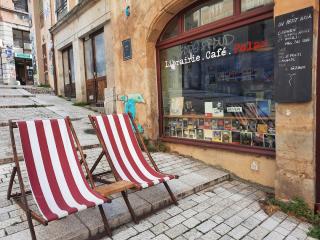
[88,113,178,224]
[6,118,112,240]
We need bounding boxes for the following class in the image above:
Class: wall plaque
[274,7,313,103]
[122,39,132,60]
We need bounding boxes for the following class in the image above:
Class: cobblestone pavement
[0,87,100,163]
[102,180,315,240]
[0,150,229,239]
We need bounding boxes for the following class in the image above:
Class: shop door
[84,30,106,104]
[62,47,76,99]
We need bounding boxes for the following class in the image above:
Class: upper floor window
[13,29,31,54]
[56,0,68,21]
[12,0,28,12]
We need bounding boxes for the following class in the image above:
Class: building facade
[33,0,320,208]
[0,0,34,85]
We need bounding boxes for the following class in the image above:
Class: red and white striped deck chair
[88,113,179,223]
[7,118,112,240]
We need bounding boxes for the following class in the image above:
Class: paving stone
[129,230,155,240]
[228,225,250,239]
[254,210,269,222]
[181,208,197,218]
[113,227,138,240]
[249,226,270,240]
[150,223,169,235]
[214,223,232,235]
[220,235,234,240]
[264,231,286,240]
[194,212,211,222]
[0,229,5,237]
[200,230,221,240]
[280,219,298,231]
[165,214,186,228]
[196,220,217,233]
[211,215,224,224]
[297,222,312,232]
[164,224,188,239]
[132,220,153,233]
[290,227,308,239]
[182,217,200,229]
[275,226,291,236]
[166,206,183,216]
[148,212,171,225]
[242,216,261,230]
[261,217,281,231]
[225,215,244,228]
[151,234,171,240]
[182,228,203,240]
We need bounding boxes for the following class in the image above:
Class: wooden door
[84,30,106,104]
[62,47,75,98]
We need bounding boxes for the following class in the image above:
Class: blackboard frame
[274,7,314,103]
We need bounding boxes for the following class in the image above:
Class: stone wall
[274,0,319,206]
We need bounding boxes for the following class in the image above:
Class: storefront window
[184,0,234,31]
[241,0,273,12]
[160,17,180,41]
[160,19,275,149]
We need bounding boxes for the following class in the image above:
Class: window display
[160,19,275,150]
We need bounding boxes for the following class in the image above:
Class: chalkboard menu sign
[274,7,313,103]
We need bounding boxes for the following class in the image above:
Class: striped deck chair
[88,113,179,223]
[7,117,112,240]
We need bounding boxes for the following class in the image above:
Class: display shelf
[164,114,275,120]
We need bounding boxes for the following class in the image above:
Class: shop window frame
[156,0,275,157]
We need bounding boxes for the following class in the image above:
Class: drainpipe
[315,12,320,213]
[50,32,58,95]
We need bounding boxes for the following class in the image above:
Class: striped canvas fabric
[17,119,108,222]
[92,114,176,188]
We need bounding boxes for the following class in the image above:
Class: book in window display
[182,118,188,128]
[212,101,224,117]
[248,120,257,132]
[240,131,252,146]
[239,119,249,131]
[232,119,241,131]
[184,100,195,114]
[252,133,264,147]
[204,119,211,129]
[177,128,183,138]
[204,129,213,141]
[213,130,222,142]
[170,126,177,137]
[183,129,189,138]
[224,119,232,130]
[169,97,184,116]
[187,118,194,130]
[189,129,196,139]
[222,130,232,143]
[212,119,218,130]
[198,118,204,129]
[205,102,213,116]
[196,129,204,140]
[217,119,224,130]
[267,120,275,134]
[232,131,241,144]
[257,122,268,134]
[264,134,275,149]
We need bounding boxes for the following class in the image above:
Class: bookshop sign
[164,39,270,70]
